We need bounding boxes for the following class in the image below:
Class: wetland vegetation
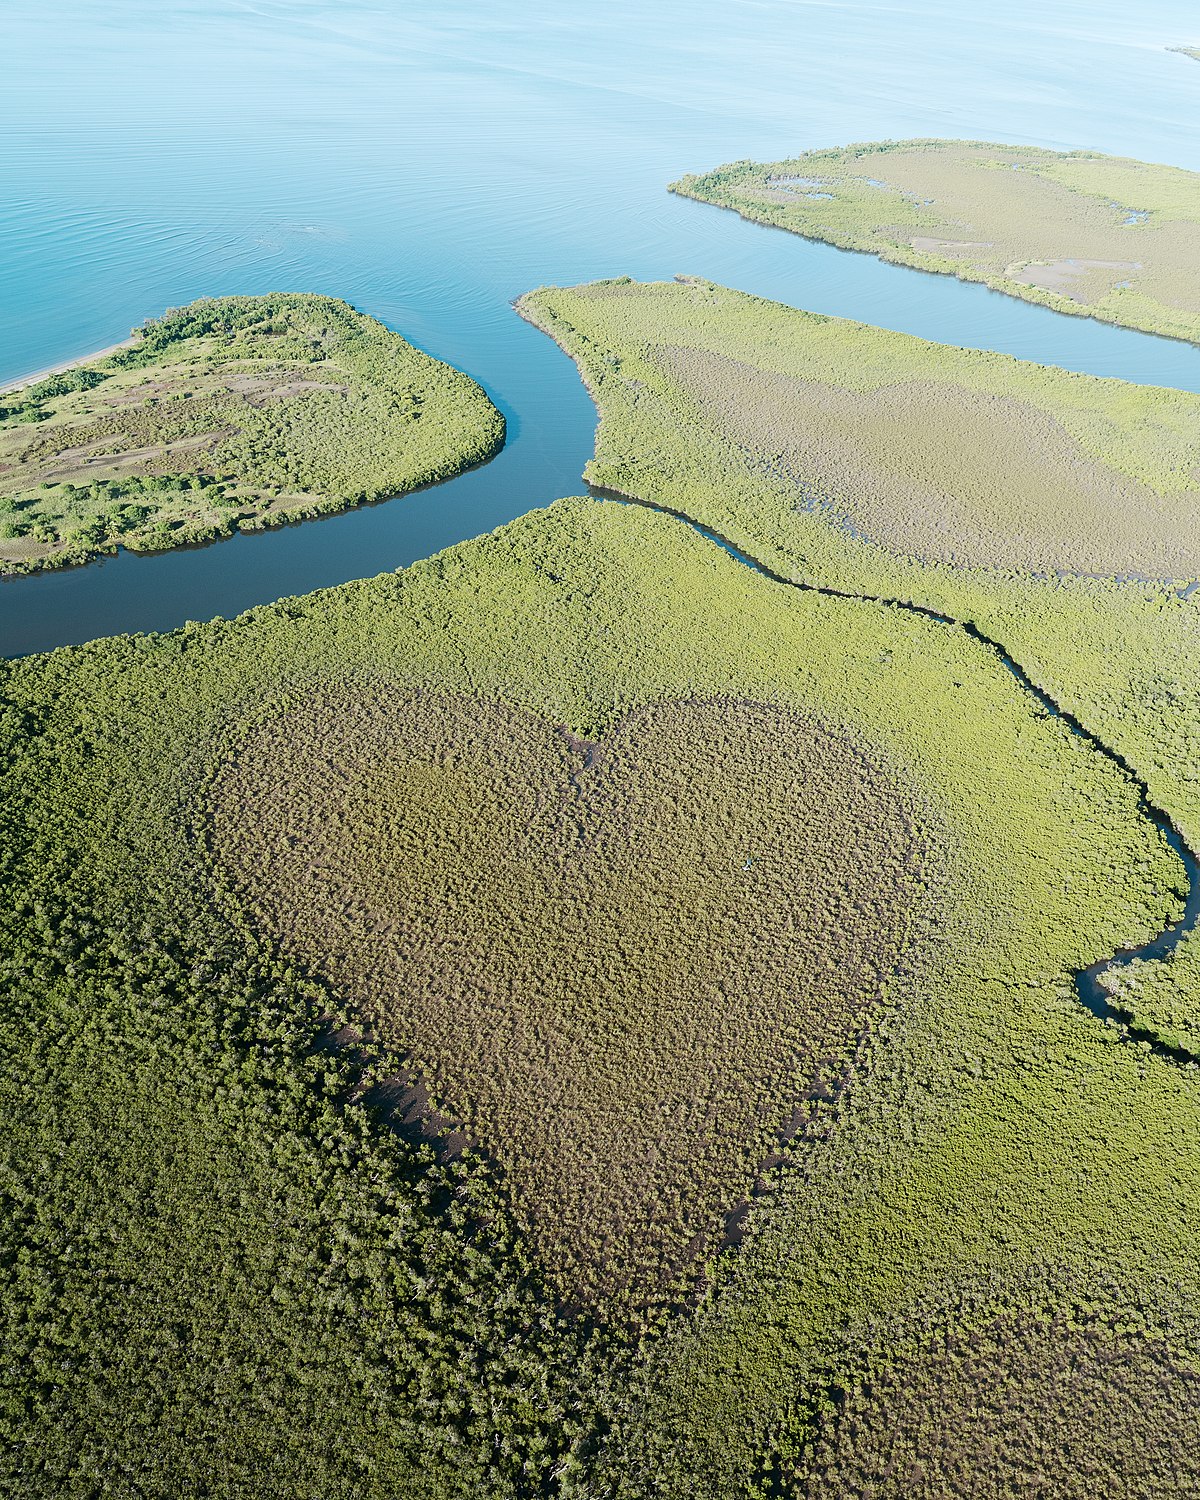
[5,59,1200,1488]
[3,496,1187,1492]
[210,688,929,1314]
[497,283,1200,1492]
[672,141,1200,344]
[797,1285,1200,1498]
[0,293,503,573]
[522,276,1200,579]
[518,278,1200,938]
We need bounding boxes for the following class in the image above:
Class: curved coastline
[0,336,138,396]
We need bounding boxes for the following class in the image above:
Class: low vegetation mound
[209,689,927,1312]
[672,140,1200,343]
[521,277,1200,578]
[803,1309,1200,1498]
[0,292,503,572]
[1102,940,1200,1057]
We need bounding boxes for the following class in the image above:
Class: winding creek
[6,250,1200,1071]
[8,232,1200,660]
[5,0,1200,1063]
[604,491,1200,1066]
[6,227,1200,1068]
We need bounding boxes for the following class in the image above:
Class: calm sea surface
[3,0,1200,654]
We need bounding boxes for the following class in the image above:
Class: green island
[0,292,503,574]
[4,494,1193,1494]
[671,140,1200,343]
[1170,46,1200,63]
[524,276,1200,579]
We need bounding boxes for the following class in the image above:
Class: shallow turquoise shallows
[3,0,1200,654]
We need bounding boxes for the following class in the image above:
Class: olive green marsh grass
[673,140,1200,344]
[0,292,503,573]
[2,497,1180,1491]
[483,293,1200,1492]
[799,1286,1200,1498]
[521,277,1200,580]
[521,276,1200,1060]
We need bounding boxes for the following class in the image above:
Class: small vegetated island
[672,140,1200,342]
[0,292,503,573]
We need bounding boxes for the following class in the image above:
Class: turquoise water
[3,0,1200,654]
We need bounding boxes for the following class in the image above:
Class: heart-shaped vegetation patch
[208,688,933,1312]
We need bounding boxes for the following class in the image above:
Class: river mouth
[7,0,1200,658]
[7,229,1200,657]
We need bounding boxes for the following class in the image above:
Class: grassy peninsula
[672,140,1200,343]
[3,497,1187,1494]
[0,293,503,573]
[522,276,1200,579]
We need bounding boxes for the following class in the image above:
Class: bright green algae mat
[672,140,1200,344]
[521,276,1200,1056]
[0,292,503,574]
[1,497,1192,1495]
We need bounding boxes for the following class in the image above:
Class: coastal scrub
[518,278,1200,1058]
[0,497,1180,1490]
[0,292,503,573]
[672,140,1200,343]
[519,276,1200,579]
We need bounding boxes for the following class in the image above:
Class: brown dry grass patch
[207,688,930,1314]
[658,343,1200,577]
[688,142,1200,324]
[873,144,1200,313]
[804,1311,1200,1498]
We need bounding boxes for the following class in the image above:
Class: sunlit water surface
[2,0,1199,653]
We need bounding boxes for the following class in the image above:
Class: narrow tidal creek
[600,489,1200,1067]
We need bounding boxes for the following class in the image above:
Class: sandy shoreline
[0,335,139,396]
